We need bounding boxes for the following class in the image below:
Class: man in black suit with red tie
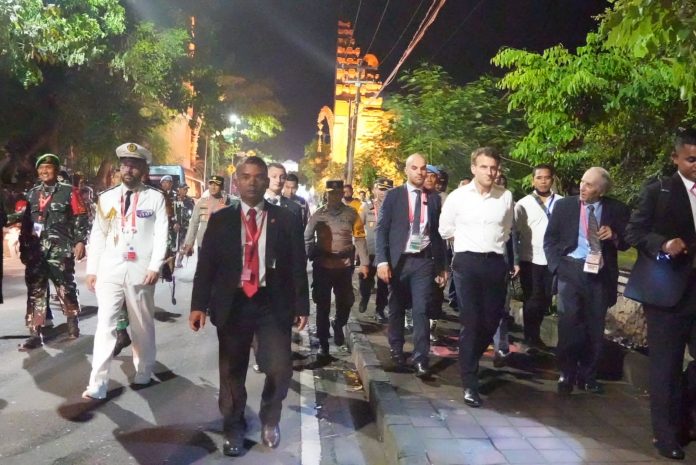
[544,167,630,396]
[189,156,309,457]
[625,127,696,460]
[375,153,447,379]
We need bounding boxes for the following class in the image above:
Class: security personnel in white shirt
[82,142,169,400]
[514,164,562,350]
[439,147,514,408]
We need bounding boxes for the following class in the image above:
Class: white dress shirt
[678,172,696,268]
[240,201,268,287]
[404,182,431,252]
[439,181,513,255]
[515,192,562,265]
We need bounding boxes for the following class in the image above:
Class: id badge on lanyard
[407,191,426,252]
[120,191,140,257]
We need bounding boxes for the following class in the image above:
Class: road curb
[346,321,430,465]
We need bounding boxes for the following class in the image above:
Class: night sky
[136,0,609,160]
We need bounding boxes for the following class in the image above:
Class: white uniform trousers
[85,277,157,397]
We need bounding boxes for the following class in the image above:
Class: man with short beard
[82,143,169,399]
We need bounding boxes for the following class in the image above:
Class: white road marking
[299,330,321,465]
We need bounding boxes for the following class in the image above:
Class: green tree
[374,64,527,190]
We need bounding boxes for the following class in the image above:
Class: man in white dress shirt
[82,142,169,400]
[514,164,562,351]
[439,147,514,407]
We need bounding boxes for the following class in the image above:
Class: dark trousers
[358,255,389,312]
[388,253,435,364]
[312,266,354,346]
[555,257,608,383]
[644,272,696,445]
[453,252,508,389]
[519,261,553,341]
[217,289,292,436]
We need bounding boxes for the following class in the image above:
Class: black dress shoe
[261,424,280,448]
[222,435,244,457]
[331,320,345,346]
[112,329,132,357]
[463,388,482,408]
[654,441,685,460]
[390,350,406,367]
[578,381,604,394]
[358,301,368,313]
[557,375,574,395]
[414,362,431,379]
[317,345,331,361]
[375,309,388,324]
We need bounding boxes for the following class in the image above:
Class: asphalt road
[0,254,385,465]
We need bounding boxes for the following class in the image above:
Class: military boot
[19,327,43,351]
[67,316,80,339]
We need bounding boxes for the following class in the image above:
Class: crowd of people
[4,125,696,460]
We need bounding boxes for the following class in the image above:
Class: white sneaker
[132,372,152,385]
[82,386,106,400]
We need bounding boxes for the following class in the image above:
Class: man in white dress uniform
[82,142,169,400]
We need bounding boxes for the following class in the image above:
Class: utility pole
[343,61,369,185]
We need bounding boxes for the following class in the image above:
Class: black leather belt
[405,245,432,259]
[461,251,503,259]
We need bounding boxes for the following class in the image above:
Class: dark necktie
[412,189,422,235]
[243,208,259,297]
[587,204,601,252]
[271,197,279,205]
[124,190,133,213]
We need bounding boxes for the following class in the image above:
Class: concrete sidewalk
[345,307,695,465]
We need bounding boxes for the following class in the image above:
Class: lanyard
[120,191,140,232]
[533,192,555,217]
[407,190,427,225]
[240,208,267,255]
[38,192,53,221]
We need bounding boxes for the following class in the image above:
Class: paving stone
[500,448,547,463]
[418,426,453,439]
[516,426,554,438]
[538,448,583,463]
[448,424,489,439]
[476,416,513,427]
[425,438,470,465]
[490,437,534,450]
[526,436,570,449]
[483,426,521,438]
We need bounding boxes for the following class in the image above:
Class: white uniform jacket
[87,184,169,284]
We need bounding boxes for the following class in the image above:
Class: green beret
[35,153,61,169]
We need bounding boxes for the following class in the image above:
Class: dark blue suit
[544,195,630,384]
[375,184,446,364]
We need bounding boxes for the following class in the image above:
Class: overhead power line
[378,0,448,96]
[381,0,428,64]
[352,0,363,34]
[365,0,391,55]
[431,0,485,59]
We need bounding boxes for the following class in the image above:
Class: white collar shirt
[678,171,696,235]
[265,192,282,206]
[515,192,562,265]
[404,182,430,252]
[240,200,267,287]
[439,181,513,255]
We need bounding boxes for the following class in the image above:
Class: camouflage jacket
[174,196,195,229]
[22,182,89,251]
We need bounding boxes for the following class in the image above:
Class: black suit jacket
[191,200,309,327]
[375,185,447,273]
[544,195,631,307]
[624,173,696,306]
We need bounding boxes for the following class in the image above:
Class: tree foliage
[372,64,527,190]
[0,0,126,86]
[493,6,696,202]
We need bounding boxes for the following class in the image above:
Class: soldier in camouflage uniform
[19,153,89,350]
[174,183,194,268]
[305,179,369,359]
[160,175,178,255]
